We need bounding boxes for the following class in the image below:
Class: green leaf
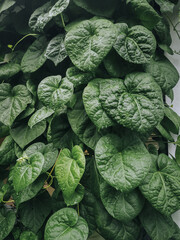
[0,207,16,240]
[144,57,179,94]
[73,0,119,17]
[21,36,48,73]
[66,66,94,88]
[63,184,85,206]
[99,73,164,134]
[114,24,156,64]
[0,136,16,165]
[163,107,180,134]
[95,133,151,192]
[140,202,178,240]
[28,106,54,128]
[154,0,175,14]
[29,0,70,32]
[83,79,114,129]
[45,34,67,66]
[13,174,46,206]
[156,123,174,142]
[126,0,161,29]
[10,121,46,149]
[67,92,101,149]
[154,18,172,46]
[0,122,9,138]
[0,63,21,81]
[0,0,15,14]
[20,231,38,240]
[99,178,144,222]
[140,154,180,216]
[55,145,85,197]
[103,49,137,78]
[95,200,140,240]
[12,152,44,192]
[65,18,117,72]
[24,142,58,173]
[0,83,32,126]
[38,76,73,110]
[19,191,52,233]
[44,208,89,240]
[175,136,180,165]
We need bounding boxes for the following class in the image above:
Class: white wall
[166,2,180,227]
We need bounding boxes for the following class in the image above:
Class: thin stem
[165,14,180,40]
[60,13,66,28]
[3,199,14,203]
[77,204,80,216]
[11,33,38,52]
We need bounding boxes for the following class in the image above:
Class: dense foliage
[0,0,180,239]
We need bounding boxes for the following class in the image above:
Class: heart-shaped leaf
[65,18,117,72]
[0,63,21,80]
[63,184,85,206]
[0,83,32,126]
[0,207,16,240]
[38,76,73,110]
[44,208,89,240]
[55,146,85,197]
[95,133,151,192]
[12,152,44,192]
[0,136,16,165]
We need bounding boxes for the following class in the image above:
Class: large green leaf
[126,0,160,29]
[144,57,179,93]
[99,178,144,222]
[28,106,54,128]
[0,63,21,81]
[0,83,32,126]
[29,0,70,32]
[66,66,94,88]
[65,18,117,72]
[0,207,16,240]
[24,142,58,173]
[67,92,101,149]
[140,154,180,216]
[10,121,46,149]
[44,208,89,240]
[12,152,44,192]
[19,191,52,233]
[95,133,151,192]
[38,76,73,110]
[73,0,119,17]
[13,174,46,206]
[95,200,140,240]
[0,136,16,165]
[21,36,48,73]
[55,146,85,197]
[140,202,178,240]
[0,0,15,14]
[154,0,175,13]
[99,73,164,134]
[114,24,156,64]
[45,34,67,66]
[83,79,114,129]
[163,107,180,134]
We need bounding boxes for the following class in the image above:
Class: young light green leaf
[21,36,48,73]
[19,191,52,233]
[144,57,179,94]
[95,200,140,240]
[10,121,46,149]
[12,152,44,192]
[38,76,73,110]
[0,83,32,126]
[55,146,85,198]
[44,208,89,240]
[28,106,54,128]
[99,73,164,134]
[95,133,151,192]
[83,78,114,129]
[99,179,145,222]
[45,34,67,66]
[126,0,160,29]
[0,207,16,240]
[114,24,156,64]
[65,18,117,72]
[140,154,180,216]
[29,0,70,32]
[0,63,21,80]
[0,136,16,165]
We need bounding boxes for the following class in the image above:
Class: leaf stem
[60,13,66,28]
[11,33,38,52]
